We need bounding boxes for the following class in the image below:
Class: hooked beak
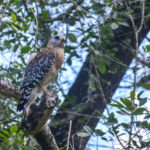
[60,36,66,43]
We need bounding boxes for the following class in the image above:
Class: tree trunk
[51,1,150,149]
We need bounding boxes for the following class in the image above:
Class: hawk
[17,35,66,120]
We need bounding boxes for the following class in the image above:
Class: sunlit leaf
[2,129,10,136]
[130,90,135,101]
[110,22,119,30]
[77,132,90,137]
[83,126,93,136]
[11,13,17,22]
[10,125,18,134]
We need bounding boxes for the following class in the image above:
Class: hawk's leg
[39,83,47,95]
[23,104,30,121]
[23,84,48,121]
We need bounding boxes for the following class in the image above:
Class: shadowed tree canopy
[0,0,150,150]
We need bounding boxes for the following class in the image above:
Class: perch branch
[0,80,20,100]
[22,91,59,150]
[0,80,59,150]
[34,124,59,150]
[22,91,58,134]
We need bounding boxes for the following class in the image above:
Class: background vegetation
[0,0,150,149]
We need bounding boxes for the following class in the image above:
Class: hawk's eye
[54,36,60,40]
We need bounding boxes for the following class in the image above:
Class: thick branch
[34,124,58,150]
[23,91,58,134]
[0,81,58,150]
[22,91,59,150]
[0,80,20,100]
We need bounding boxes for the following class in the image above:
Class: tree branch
[23,91,59,150]
[22,91,57,133]
[0,80,20,100]
[0,80,59,150]
[34,124,58,150]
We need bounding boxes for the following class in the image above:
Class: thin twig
[127,1,145,149]
[67,120,72,150]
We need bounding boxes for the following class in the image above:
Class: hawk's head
[47,35,66,48]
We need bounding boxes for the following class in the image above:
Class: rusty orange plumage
[17,35,65,120]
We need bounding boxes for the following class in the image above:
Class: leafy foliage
[0,0,150,149]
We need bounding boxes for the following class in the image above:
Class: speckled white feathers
[17,35,65,120]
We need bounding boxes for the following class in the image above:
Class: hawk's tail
[17,101,25,111]
[17,86,32,112]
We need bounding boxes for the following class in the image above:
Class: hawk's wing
[17,50,55,111]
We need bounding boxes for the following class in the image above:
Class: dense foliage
[0,0,150,149]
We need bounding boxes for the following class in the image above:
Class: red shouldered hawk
[17,35,66,120]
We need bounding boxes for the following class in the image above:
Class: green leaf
[138,82,150,89]
[10,24,18,32]
[63,18,76,26]
[141,121,150,129]
[146,45,150,52]
[83,126,93,136]
[14,0,21,2]
[137,90,144,99]
[59,147,65,150]
[132,140,139,147]
[101,137,107,141]
[4,40,11,49]
[142,46,146,52]
[140,141,150,148]
[98,62,106,74]
[144,114,150,119]
[68,34,77,43]
[11,13,17,22]
[120,98,135,111]
[117,21,129,27]
[139,98,147,106]
[42,11,48,20]
[130,90,135,101]
[117,108,130,115]
[103,121,116,125]
[10,125,18,134]
[111,99,125,108]
[21,46,31,54]
[95,129,105,136]
[133,108,146,115]
[2,129,10,136]
[0,133,7,139]
[121,123,130,129]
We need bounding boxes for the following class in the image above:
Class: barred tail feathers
[17,101,25,111]
[17,86,32,112]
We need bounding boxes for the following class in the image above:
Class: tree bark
[51,1,150,149]
[34,124,58,150]
[0,81,58,150]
